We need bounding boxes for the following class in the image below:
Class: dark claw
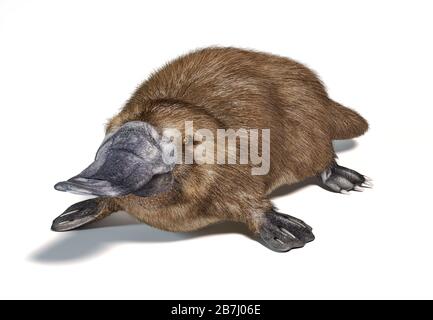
[333,165,366,185]
[259,210,315,252]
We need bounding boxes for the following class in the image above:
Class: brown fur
[102,47,368,234]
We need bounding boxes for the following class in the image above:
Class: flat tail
[328,101,369,140]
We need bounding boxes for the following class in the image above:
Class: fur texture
[96,47,368,234]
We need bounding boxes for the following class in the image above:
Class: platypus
[52,47,370,252]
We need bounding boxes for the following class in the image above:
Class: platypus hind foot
[321,162,372,194]
[259,210,315,252]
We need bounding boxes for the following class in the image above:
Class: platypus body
[53,47,370,252]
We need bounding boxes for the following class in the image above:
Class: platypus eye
[183,135,201,146]
[183,135,192,145]
[54,121,174,197]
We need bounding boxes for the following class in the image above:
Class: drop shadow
[333,139,357,153]
[31,211,252,263]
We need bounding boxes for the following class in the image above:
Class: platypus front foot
[51,198,103,232]
[259,210,315,252]
[321,162,372,194]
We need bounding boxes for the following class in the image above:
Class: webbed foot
[321,162,372,194]
[259,210,315,252]
[51,198,103,232]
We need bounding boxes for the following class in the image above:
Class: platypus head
[54,121,176,197]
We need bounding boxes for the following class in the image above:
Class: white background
[1,0,432,299]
